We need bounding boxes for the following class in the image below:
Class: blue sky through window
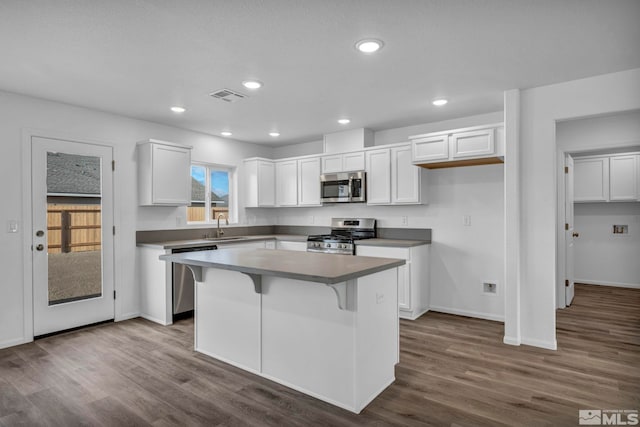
[211,171,229,197]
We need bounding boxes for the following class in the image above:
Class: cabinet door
[276,160,298,206]
[391,145,420,204]
[412,135,449,163]
[574,157,609,202]
[610,155,638,201]
[298,157,321,206]
[343,152,365,171]
[152,144,191,204]
[366,149,391,205]
[355,245,411,310]
[450,129,495,159]
[321,155,343,173]
[258,161,276,206]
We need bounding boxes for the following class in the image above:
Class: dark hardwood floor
[1,284,638,426]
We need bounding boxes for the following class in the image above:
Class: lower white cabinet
[355,244,430,320]
[138,240,268,326]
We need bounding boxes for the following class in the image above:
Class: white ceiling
[1,1,639,146]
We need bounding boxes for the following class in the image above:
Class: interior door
[32,136,115,336]
[565,154,576,306]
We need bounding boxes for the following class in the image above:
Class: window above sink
[189,162,236,225]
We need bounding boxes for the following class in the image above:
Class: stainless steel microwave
[320,171,366,203]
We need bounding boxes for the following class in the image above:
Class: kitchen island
[160,248,404,414]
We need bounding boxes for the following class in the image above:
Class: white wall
[0,90,270,349]
[275,163,505,321]
[272,139,323,159]
[513,68,640,350]
[574,203,640,288]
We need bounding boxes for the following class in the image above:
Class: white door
[32,137,115,336]
[565,154,576,306]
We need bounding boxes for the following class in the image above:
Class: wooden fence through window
[47,204,101,254]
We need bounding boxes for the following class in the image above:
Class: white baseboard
[503,335,521,346]
[139,313,171,326]
[0,336,31,350]
[115,312,140,322]
[429,305,504,322]
[575,279,640,289]
[399,307,429,320]
[521,337,557,350]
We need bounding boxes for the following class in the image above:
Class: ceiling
[1,1,639,146]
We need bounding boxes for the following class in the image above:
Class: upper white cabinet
[276,160,298,206]
[610,155,638,201]
[366,149,391,204]
[244,158,276,207]
[137,139,192,206]
[391,144,424,204]
[297,157,321,206]
[574,153,639,203]
[366,144,426,206]
[574,157,609,202]
[321,151,366,173]
[411,123,504,169]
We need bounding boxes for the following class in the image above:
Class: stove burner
[306,218,376,255]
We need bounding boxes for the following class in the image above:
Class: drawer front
[450,129,495,159]
[412,135,449,162]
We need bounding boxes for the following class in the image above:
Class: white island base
[194,266,399,414]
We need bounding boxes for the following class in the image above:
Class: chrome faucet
[216,213,229,238]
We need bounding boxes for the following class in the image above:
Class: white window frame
[188,162,236,224]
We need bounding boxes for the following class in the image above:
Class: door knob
[36,230,44,237]
[572,232,579,238]
[35,244,44,251]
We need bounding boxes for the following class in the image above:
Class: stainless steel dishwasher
[172,245,217,320]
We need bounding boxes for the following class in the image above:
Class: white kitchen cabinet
[366,145,425,206]
[574,157,609,202]
[137,139,192,206]
[244,158,276,207]
[366,148,391,205]
[356,244,430,320]
[321,151,365,173]
[610,154,638,201]
[297,157,321,206]
[411,123,504,169]
[276,240,308,251]
[391,144,425,204]
[276,160,298,206]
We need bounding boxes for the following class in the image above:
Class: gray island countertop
[160,247,405,284]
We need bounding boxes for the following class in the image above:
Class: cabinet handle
[572,232,579,238]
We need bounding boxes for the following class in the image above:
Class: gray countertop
[138,234,428,250]
[159,248,405,285]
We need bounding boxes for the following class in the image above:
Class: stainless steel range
[306,218,376,255]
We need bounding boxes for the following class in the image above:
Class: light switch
[7,220,19,233]
[401,216,408,226]
[463,215,471,226]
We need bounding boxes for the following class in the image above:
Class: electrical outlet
[376,293,385,304]
[7,220,19,233]
[463,215,471,226]
[176,216,183,227]
[401,216,408,226]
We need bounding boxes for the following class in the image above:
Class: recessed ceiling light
[355,39,384,54]
[338,118,351,125]
[269,132,280,137]
[242,80,263,90]
[221,131,232,137]
[432,99,448,106]
[170,106,186,113]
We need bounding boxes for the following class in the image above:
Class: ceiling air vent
[209,88,247,103]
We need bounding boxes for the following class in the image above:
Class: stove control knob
[325,243,331,248]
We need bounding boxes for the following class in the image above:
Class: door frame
[555,138,640,309]
[21,128,118,342]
